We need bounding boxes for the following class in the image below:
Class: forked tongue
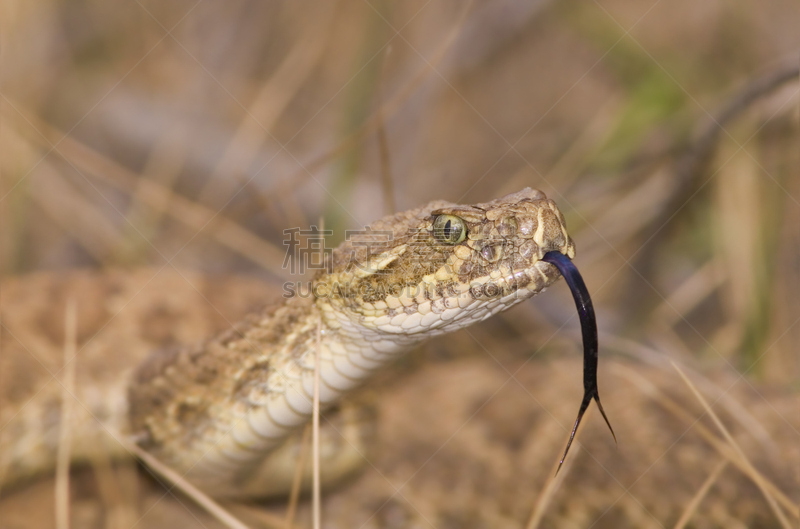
[542,251,616,475]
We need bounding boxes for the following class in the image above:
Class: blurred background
[1,0,798,528]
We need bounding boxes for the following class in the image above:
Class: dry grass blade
[125,442,251,529]
[376,47,396,215]
[87,443,135,529]
[55,299,77,529]
[670,361,793,529]
[283,424,311,529]
[312,215,325,529]
[312,299,323,529]
[222,503,290,529]
[525,416,584,529]
[0,304,6,493]
[673,458,728,529]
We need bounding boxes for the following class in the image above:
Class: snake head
[428,187,576,297]
[318,188,576,338]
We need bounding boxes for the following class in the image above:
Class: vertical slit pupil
[444,220,452,239]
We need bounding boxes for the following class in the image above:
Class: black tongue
[541,251,616,475]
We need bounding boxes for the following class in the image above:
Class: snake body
[1,188,575,498]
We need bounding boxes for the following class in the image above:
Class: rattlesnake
[1,188,584,498]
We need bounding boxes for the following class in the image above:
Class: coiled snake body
[0,188,580,498]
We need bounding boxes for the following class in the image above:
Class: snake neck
[126,288,420,491]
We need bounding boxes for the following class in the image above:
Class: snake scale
[0,187,608,499]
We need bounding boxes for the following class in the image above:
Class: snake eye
[432,214,467,245]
